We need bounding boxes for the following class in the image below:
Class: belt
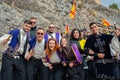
[96,59,114,64]
[5,53,20,59]
[13,56,20,59]
[31,57,41,60]
[52,63,61,65]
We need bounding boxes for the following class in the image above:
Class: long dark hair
[70,28,80,40]
[60,37,71,58]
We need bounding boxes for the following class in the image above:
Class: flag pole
[113,22,116,30]
[72,18,75,29]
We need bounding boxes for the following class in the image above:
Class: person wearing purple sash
[60,37,84,80]
[70,28,85,80]
[44,23,61,44]
[60,29,84,80]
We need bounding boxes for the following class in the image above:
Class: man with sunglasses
[25,28,48,80]
[44,23,61,44]
[30,17,38,39]
[1,20,32,80]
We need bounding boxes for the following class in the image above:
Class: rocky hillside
[0,0,120,35]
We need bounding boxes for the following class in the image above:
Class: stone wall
[0,0,120,36]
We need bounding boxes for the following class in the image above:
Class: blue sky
[101,0,120,8]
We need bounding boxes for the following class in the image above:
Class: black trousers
[96,63,114,80]
[67,64,85,80]
[87,60,97,80]
[26,58,48,80]
[49,64,63,80]
[113,60,120,80]
[1,54,26,80]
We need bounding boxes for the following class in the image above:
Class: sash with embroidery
[71,43,82,62]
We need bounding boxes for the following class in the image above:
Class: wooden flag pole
[71,19,75,29]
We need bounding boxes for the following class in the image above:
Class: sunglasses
[49,26,54,28]
[37,32,44,35]
[31,22,36,24]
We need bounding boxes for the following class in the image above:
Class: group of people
[0,17,120,80]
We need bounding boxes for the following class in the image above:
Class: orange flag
[69,0,76,19]
[102,18,111,27]
[65,25,69,33]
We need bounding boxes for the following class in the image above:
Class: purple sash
[44,32,60,44]
[71,43,82,62]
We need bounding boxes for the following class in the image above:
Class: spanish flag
[69,0,76,19]
[102,18,111,27]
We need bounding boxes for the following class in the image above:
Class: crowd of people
[0,17,120,80]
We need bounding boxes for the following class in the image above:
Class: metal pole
[113,22,116,30]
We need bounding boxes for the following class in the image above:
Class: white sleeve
[109,44,116,56]
[0,34,12,43]
[0,34,12,52]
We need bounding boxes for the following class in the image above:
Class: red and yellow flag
[65,25,69,33]
[102,18,111,27]
[69,0,76,19]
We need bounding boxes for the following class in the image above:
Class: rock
[0,0,120,60]
[0,0,120,36]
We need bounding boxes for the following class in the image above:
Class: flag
[65,25,69,33]
[79,39,86,50]
[69,0,76,19]
[102,18,111,27]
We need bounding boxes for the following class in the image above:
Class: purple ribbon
[71,43,82,62]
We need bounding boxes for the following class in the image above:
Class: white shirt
[17,29,27,54]
[48,32,56,39]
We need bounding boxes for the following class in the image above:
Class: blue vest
[6,29,20,53]
[29,37,36,51]
[29,37,47,51]
[6,29,29,54]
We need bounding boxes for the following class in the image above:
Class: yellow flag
[79,39,86,50]
[69,0,76,19]
[102,18,111,27]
